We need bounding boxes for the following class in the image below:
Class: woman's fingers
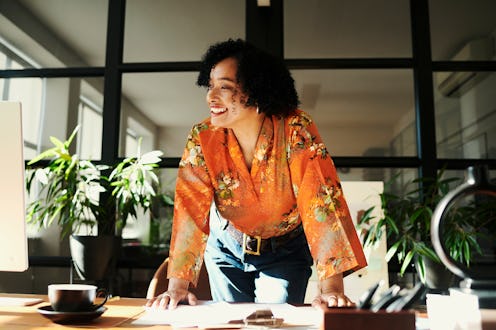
[312,292,356,309]
[146,290,198,310]
[145,291,170,309]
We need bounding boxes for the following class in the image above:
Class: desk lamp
[431,165,496,309]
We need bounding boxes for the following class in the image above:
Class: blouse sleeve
[288,112,367,281]
[167,124,213,287]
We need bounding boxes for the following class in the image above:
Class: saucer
[37,305,107,324]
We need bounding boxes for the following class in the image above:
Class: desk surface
[0,293,151,329]
[2,294,496,330]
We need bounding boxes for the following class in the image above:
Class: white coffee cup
[48,284,108,312]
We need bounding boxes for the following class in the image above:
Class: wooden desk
[0,293,149,329]
[2,294,496,330]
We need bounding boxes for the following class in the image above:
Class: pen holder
[321,308,415,330]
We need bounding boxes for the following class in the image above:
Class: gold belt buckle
[243,233,261,256]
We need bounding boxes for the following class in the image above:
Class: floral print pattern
[215,172,241,210]
[312,182,343,222]
[168,110,366,285]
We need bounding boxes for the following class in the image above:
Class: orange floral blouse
[168,109,367,286]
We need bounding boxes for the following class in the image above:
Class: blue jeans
[204,205,313,304]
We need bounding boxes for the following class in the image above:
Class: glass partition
[124,0,245,62]
[434,71,496,159]
[429,0,496,61]
[291,69,416,157]
[1,77,104,161]
[121,72,207,157]
[121,69,416,159]
[121,167,176,252]
[0,0,108,67]
[284,0,411,58]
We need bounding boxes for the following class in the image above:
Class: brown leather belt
[225,222,304,255]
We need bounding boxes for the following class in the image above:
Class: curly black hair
[196,38,299,117]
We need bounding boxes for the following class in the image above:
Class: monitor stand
[450,279,496,309]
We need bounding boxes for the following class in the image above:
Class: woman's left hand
[312,273,355,309]
[312,292,355,309]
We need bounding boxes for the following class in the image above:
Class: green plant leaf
[161,194,174,206]
[385,241,401,262]
[65,125,80,147]
[400,250,415,275]
[385,215,399,235]
[463,239,471,266]
[409,208,425,224]
[420,244,440,262]
[358,206,375,225]
[27,147,58,165]
[26,125,173,239]
[416,255,426,282]
[140,150,163,164]
[49,136,65,150]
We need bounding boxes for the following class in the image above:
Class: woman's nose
[206,88,217,102]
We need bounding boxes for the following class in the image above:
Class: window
[78,96,103,160]
[434,71,496,159]
[284,0,412,58]
[0,43,43,159]
[291,69,416,157]
[124,0,245,62]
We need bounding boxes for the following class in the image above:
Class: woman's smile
[210,106,227,115]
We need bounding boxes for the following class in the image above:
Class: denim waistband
[225,222,304,255]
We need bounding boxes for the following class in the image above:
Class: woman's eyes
[207,84,234,91]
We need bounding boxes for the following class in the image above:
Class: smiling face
[206,57,257,129]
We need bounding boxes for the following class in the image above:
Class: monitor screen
[0,101,29,272]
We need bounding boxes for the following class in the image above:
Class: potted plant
[358,169,485,290]
[25,126,171,280]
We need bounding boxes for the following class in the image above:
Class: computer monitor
[0,101,29,272]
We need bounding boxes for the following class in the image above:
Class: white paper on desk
[0,297,44,306]
[132,301,321,329]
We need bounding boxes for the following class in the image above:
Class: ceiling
[5,0,496,156]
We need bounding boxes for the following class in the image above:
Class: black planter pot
[69,235,121,281]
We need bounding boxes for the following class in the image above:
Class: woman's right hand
[145,278,198,309]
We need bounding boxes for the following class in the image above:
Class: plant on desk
[25,126,173,281]
[358,169,485,290]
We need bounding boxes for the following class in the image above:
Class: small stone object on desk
[242,309,284,327]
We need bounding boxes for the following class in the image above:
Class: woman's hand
[145,278,198,309]
[312,291,355,309]
[311,273,355,309]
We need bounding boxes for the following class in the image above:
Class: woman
[147,39,367,309]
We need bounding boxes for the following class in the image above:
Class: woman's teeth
[211,107,227,114]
